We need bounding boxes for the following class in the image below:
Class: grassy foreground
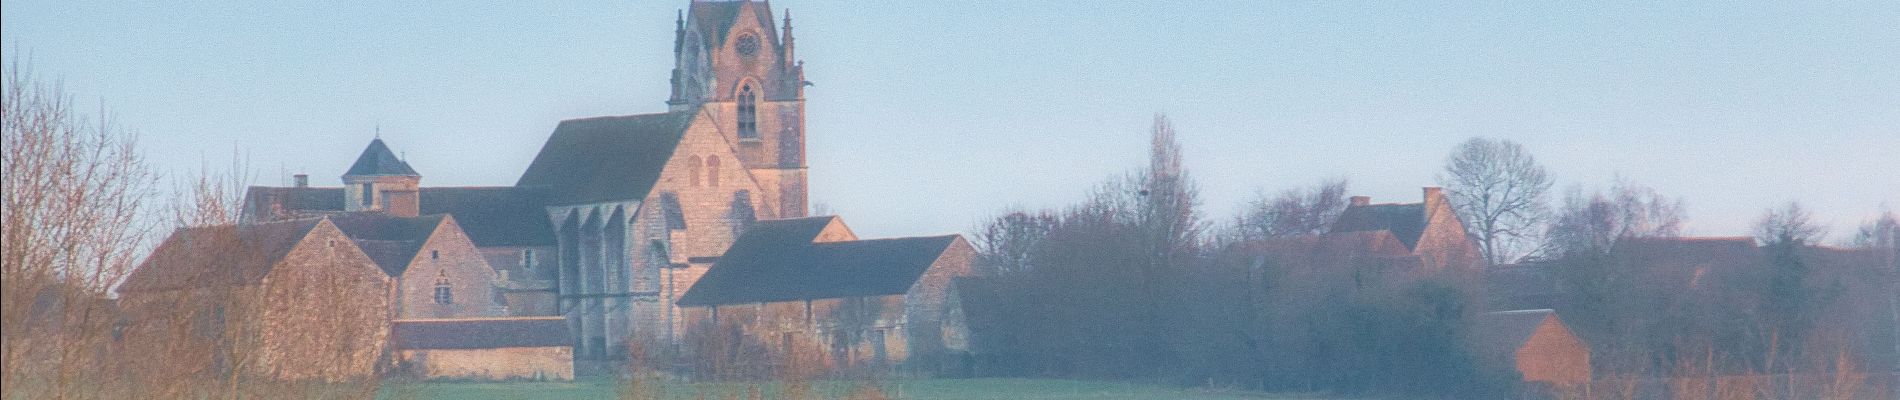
[379,378,1336,400]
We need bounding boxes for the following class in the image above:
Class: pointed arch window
[737,85,758,139]
[707,156,721,187]
[688,155,703,187]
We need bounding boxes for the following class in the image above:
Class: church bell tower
[668,1,808,218]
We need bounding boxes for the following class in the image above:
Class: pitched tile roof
[326,213,447,275]
[1330,203,1428,250]
[515,112,692,206]
[245,186,552,247]
[391,317,570,350]
[119,218,327,293]
[344,138,419,177]
[678,217,961,306]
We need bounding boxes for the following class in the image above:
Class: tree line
[963,117,1898,398]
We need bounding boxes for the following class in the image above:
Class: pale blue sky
[4,1,1896,240]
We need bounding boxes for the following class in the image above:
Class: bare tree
[1754,201,1825,246]
[1232,178,1350,242]
[1438,137,1552,266]
[1542,178,1685,259]
[2,57,158,399]
[972,209,1057,276]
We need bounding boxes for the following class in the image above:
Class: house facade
[116,219,392,381]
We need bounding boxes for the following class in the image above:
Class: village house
[329,213,503,319]
[676,216,977,375]
[1331,187,1484,272]
[116,218,391,381]
[1476,309,1592,388]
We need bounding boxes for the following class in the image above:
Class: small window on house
[706,156,721,187]
[361,183,374,206]
[431,250,439,260]
[433,273,453,305]
[737,85,758,139]
[521,249,535,270]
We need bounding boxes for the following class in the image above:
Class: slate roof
[391,317,570,350]
[678,217,960,306]
[345,138,419,177]
[245,186,346,215]
[1331,203,1428,250]
[515,112,692,206]
[417,187,554,247]
[327,213,446,275]
[1475,309,1562,358]
[245,186,552,247]
[119,219,327,293]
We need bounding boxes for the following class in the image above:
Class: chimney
[1349,196,1371,206]
[293,174,309,188]
[1422,187,1444,210]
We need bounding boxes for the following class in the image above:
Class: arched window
[737,85,758,139]
[433,272,453,305]
[687,155,703,187]
[707,156,721,187]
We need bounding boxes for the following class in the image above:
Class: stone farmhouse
[117,219,392,381]
[677,216,976,375]
[118,0,980,379]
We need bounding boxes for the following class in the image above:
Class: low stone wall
[400,346,573,381]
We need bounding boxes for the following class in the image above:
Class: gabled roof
[1476,309,1565,358]
[1331,203,1428,250]
[344,138,418,177]
[679,217,961,306]
[391,317,570,350]
[327,213,447,275]
[515,112,692,206]
[244,186,552,247]
[119,219,328,293]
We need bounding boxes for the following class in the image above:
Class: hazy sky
[5,1,1896,241]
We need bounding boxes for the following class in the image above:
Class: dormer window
[737,85,758,139]
[360,183,374,206]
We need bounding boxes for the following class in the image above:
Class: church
[201,0,976,377]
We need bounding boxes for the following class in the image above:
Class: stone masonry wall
[396,218,503,319]
[401,347,573,381]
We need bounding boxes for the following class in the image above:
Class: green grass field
[380,378,1339,400]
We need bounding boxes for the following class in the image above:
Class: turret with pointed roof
[343,138,422,217]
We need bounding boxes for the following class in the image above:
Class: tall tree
[1437,137,1553,266]
[1542,178,1685,259]
[2,58,157,398]
[1233,178,1351,242]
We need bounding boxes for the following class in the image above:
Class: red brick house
[1477,309,1592,387]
